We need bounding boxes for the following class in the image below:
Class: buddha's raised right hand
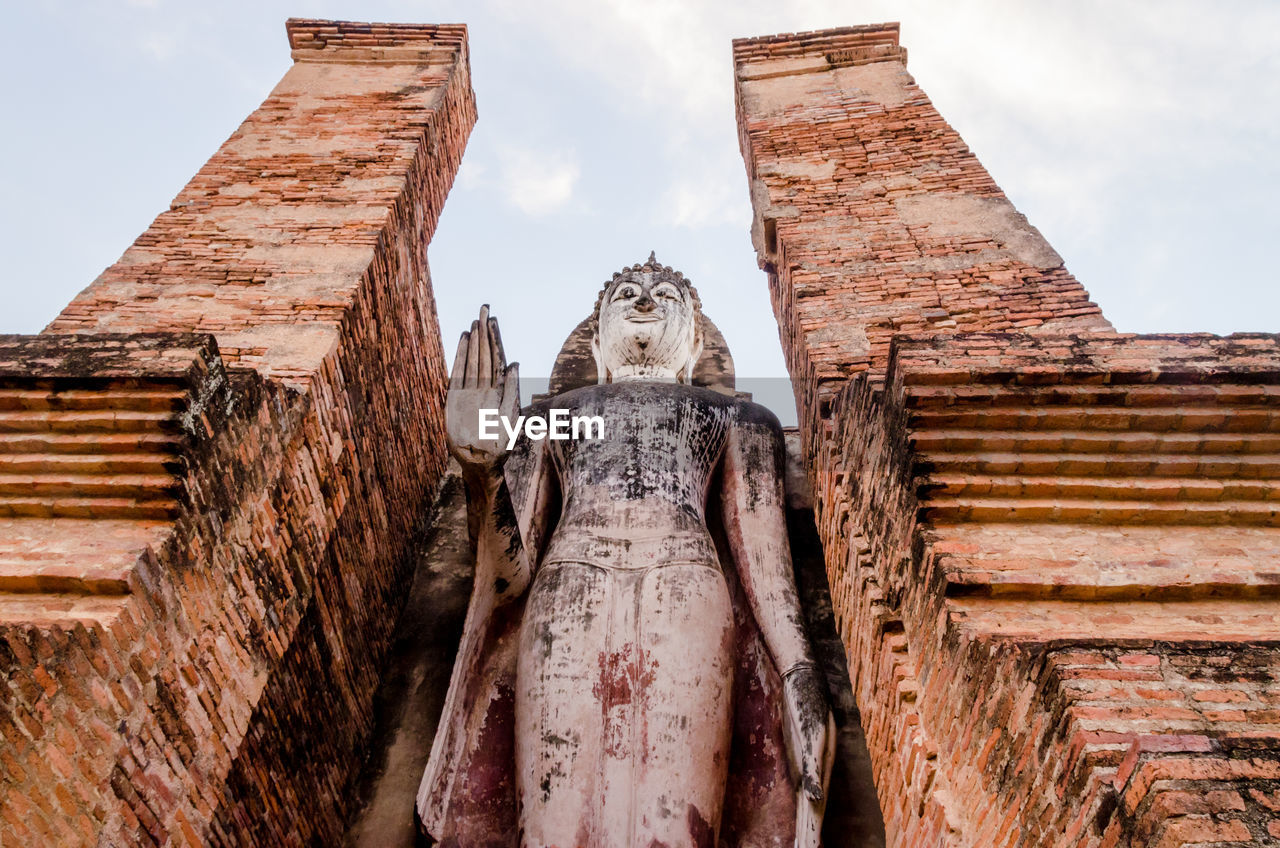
[447,305,520,476]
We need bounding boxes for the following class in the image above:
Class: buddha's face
[595,271,701,382]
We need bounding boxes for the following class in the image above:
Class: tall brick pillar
[1,19,474,846]
[737,25,1280,848]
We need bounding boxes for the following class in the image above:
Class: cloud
[476,0,900,230]
[660,155,751,228]
[497,146,581,216]
[139,29,180,61]
[455,158,487,190]
[488,0,726,119]
[663,179,739,228]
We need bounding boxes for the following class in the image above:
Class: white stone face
[595,271,701,383]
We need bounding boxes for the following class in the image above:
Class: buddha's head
[591,254,703,384]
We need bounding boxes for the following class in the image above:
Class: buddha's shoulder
[546,382,738,409]
[727,396,783,434]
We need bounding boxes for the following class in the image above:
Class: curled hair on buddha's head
[587,251,702,338]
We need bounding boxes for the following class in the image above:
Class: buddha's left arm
[720,408,812,674]
[720,406,831,811]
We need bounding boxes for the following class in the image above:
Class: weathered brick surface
[803,335,1280,847]
[1,19,473,847]
[737,24,1280,848]
[734,24,1111,426]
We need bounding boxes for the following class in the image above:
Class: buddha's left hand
[782,663,834,847]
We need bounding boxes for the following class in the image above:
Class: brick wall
[734,23,1111,429]
[736,25,1280,848]
[1,19,474,846]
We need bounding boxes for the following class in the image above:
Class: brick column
[734,24,1110,425]
[737,25,1280,848]
[1,19,474,846]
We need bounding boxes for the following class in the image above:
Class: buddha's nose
[634,293,656,312]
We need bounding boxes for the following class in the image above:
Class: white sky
[3,1,1278,419]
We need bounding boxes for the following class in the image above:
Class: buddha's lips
[624,313,662,323]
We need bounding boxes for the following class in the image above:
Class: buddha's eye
[653,285,680,300]
[614,285,638,301]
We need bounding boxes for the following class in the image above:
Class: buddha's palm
[447,305,520,472]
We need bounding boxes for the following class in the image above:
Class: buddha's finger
[794,796,820,848]
[802,771,823,802]
[477,305,492,386]
[804,729,826,800]
[502,362,521,422]
[489,316,506,378]
[449,331,469,391]
[466,320,481,388]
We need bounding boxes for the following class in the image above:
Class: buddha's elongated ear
[591,331,608,384]
[682,330,704,385]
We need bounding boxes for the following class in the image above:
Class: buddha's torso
[516,383,744,843]
[538,382,738,569]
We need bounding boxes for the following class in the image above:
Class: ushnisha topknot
[589,252,702,336]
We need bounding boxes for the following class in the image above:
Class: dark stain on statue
[533,617,556,660]
[541,731,575,748]
[468,688,516,804]
[729,661,779,791]
[687,805,714,848]
[594,644,661,759]
[595,646,636,707]
[537,759,566,804]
